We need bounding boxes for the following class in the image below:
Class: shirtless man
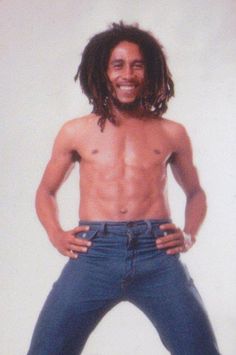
[27,23,220,354]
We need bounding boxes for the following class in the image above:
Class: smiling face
[106,41,145,109]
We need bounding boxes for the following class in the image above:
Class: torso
[69,114,181,221]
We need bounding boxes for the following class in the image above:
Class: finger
[65,249,79,259]
[70,237,92,247]
[157,239,183,249]
[69,245,89,253]
[156,233,182,245]
[166,246,184,255]
[59,249,78,259]
[159,223,177,231]
[71,225,90,234]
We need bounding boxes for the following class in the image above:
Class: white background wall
[1,1,236,354]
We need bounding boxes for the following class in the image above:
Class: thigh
[27,251,119,355]
[130,255,220,355]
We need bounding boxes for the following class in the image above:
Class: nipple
[91,149,99,154]
[154,149,161,154]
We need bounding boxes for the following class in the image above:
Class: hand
[49,225,92,259]
[156,223,194,255]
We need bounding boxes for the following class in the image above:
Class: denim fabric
[27,219,220,355]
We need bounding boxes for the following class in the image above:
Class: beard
[110,95,142,112]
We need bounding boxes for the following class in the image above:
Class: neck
[110,97,147,123]
[111,104,156,126]
[114,106,141,119]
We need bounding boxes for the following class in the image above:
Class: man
[27,23,220,354]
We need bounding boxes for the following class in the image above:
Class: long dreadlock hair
[74,22,174,131]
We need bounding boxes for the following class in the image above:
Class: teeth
[119,85,135,91]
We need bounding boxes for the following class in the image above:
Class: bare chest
[77,123,173,169]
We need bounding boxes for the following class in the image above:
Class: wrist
[48,226,64,240]
[183,231,194,249]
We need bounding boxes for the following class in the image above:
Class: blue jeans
[27,219,220,354]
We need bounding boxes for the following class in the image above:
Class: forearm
[184,188,207,240]
[35,186,63,239]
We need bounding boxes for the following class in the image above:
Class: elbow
[186,187,207,222]
[35,186,42,216]
[200,188,207,216]
[35,183,56,210]
[198,187,207,206]
[187,187,207,210]
[35,184,44,212]
[202,188,207,206]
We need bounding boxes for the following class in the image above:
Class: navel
[120,208,128,214]
[154,149,161,154]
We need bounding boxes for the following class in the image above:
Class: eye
[110,60,123,70]
[133,62,144,69]
[113,63,122,69]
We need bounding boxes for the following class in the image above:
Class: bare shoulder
[160,117,191,150]
[160,117,188,135]
[57,113,97,141]
[60,113,97,134]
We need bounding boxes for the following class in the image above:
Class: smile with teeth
[118,84,137,92]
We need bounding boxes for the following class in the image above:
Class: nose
[121,65,134,79]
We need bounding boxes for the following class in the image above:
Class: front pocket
[75,229,98,241]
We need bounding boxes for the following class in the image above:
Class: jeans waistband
[79,218,171,234]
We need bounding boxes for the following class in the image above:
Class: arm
[157,125,207,254]
[35,121,91,258]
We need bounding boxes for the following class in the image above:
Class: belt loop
[98,222,106,234]
[145,220,152,233]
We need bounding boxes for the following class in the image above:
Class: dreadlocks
[74,22,174,131]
